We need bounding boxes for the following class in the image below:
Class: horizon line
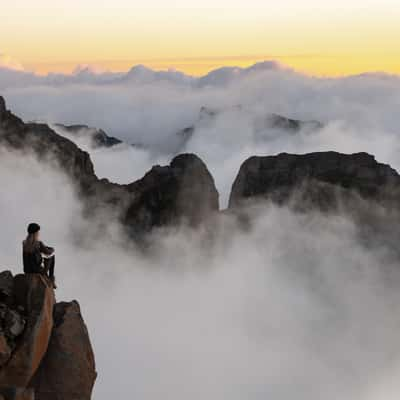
[2,56,400,80]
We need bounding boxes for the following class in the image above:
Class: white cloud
[1,61,400,398]
[1,147,400,400]
[4,62,398,206]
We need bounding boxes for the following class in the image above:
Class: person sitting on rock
[22,223,57,288]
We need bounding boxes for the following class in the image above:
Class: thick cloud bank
[1,146,400,400]
[2,62,400,206]
[1,62,400,399]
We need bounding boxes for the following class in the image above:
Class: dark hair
[27,223,41,235]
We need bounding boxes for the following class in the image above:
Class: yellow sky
[1,0,400,76]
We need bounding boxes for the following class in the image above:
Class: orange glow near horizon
[20,54,400,78]
[1,0,400,77]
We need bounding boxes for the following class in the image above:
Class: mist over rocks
[228,151,400,259]
[2,89,400,399]
[2,94,400,239]
[263,113,323,134]
[53,124,123,149]
[2,58,400,400]
[4,61,400,209]
[0,97,96,191]
[0,272,96,400]
[0,96,219,239]
[174,106,323,155]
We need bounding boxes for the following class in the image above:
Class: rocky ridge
[1,95,400,399]
[1,95,400,236]
[175,106,323,154]
[0,96,219,238]
[229,151,400,210]
[53,124,123,149]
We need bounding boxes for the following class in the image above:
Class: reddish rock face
[30,301,97,400]
[0,274,55,387]
[0,270,96,399]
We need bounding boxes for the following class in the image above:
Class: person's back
[23,240,44,274]
[22,223,57,288]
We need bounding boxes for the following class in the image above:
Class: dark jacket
[23,241,54,274]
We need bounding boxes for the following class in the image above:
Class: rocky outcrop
[0,96,219,237]
[125,154,219,236]
[175,106,322,153]
[0,271,96,399]
[30,301,96,400]
[0,272,22,369]
[229,152,400,210]
[263,113,322,133]
[0,274,54,387]
[54,124,123,149]
[0,101,96,193]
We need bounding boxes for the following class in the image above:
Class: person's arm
[39,242,55,258]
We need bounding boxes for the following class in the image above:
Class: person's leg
[43,256,57,288]
[43,256,55,278]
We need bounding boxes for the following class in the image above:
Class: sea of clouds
[1,61,400,206]
[1,61,400,399]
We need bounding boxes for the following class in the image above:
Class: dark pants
[43,256,55,279]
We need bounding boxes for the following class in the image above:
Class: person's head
[27,223,40,242]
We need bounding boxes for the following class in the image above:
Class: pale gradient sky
[1,0,400,76]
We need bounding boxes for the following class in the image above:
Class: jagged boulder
[0,274,55,387]
[30,301,97,400]
[229,151,400,210]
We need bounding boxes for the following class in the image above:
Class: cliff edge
[0,271,96,400]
